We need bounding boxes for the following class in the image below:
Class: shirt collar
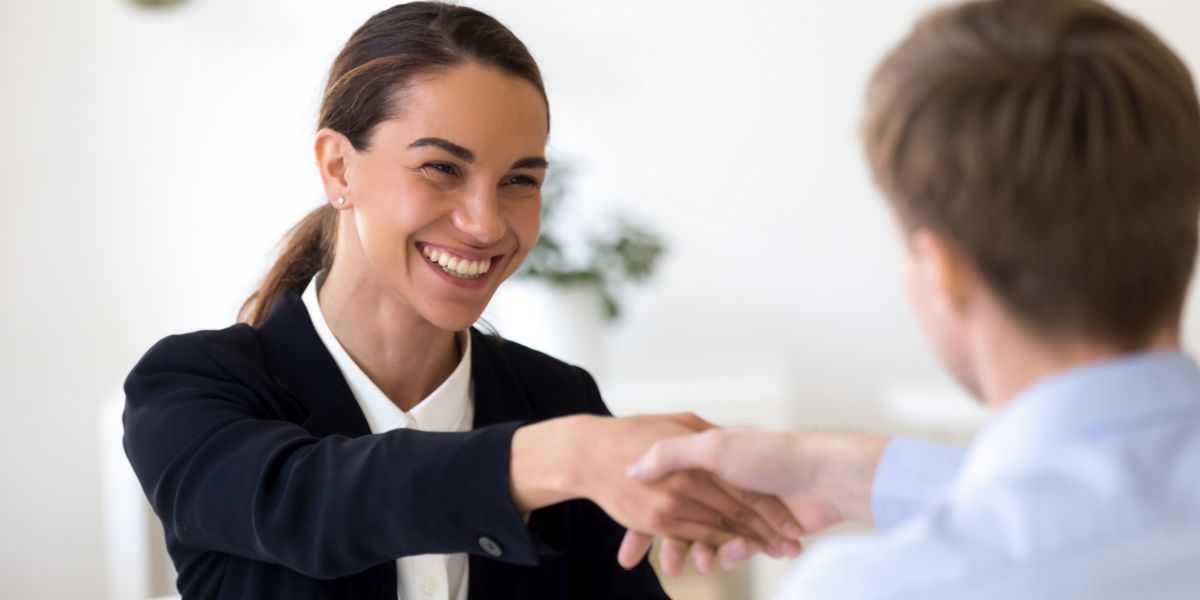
[300,273,473,434]
[956,350,1200,490]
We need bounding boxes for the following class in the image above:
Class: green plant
[518,166,666,321]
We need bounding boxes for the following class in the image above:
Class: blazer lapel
[469,330,540,428]
[255,290,394,598]
[255,290,372,438]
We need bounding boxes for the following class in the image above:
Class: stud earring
[337,196,346,206]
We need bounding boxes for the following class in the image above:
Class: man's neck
[972,323,1181,411]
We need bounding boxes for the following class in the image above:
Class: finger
[792,499,844,533]
[617,530,655,569]
[714,478,805,542]
[674,472,787,552]
[662,492,763,544]
[782,539,804,558]
[658,538,689,578]
[627,431,721,482]
[658,520,738,550]
[717,537,763,570]
[689,543,718,574]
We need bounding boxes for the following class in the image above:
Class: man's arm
[871,436,964,529]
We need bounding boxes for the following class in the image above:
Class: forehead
[374,63,549,159]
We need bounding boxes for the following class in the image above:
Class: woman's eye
[505,175,540,188]
[423,162,459,177]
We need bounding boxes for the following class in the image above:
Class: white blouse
[302,274,473,600]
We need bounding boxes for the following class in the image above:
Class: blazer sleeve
[569,366,671,599]
[123,333,542,580]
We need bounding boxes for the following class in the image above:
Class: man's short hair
[863,0,1200,347]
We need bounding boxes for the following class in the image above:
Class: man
[626,0,1200,596]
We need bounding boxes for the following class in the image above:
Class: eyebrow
[511,156,549,170]
[408,137,549,170]
[409,137,475,162]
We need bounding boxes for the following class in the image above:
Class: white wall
[3,0,1200,597]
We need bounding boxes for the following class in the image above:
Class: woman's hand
[509,414,804,568]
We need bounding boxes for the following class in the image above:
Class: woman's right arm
[124,334,544,579]
[125,334,778,580]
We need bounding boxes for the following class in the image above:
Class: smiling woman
[120,2,802,599]
[307,64,548,343]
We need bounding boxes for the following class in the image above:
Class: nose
[451,184,506,246]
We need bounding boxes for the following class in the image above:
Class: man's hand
[624,428,890,574]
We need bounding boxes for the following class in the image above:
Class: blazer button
[478,536,504,557]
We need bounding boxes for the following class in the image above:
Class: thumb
[626,433,711,482]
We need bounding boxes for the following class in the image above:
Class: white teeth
[422,246,494,279]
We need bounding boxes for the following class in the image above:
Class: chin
[421,304,488,332]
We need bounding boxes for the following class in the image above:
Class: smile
[422,245,493,280]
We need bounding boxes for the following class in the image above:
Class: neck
[317,262,461,413]
[971,320,1181,411]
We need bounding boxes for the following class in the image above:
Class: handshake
[509,413,888,577]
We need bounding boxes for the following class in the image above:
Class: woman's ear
[315,128,354,209]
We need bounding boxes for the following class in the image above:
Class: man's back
[780,352,1200,599]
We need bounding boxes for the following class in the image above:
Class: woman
[122,3,801,599]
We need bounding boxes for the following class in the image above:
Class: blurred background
[3,0,1200,598]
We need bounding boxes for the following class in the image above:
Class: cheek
[509,198,543,259]
[365,183,440,240]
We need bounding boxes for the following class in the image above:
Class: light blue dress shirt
[778,351,1200,599]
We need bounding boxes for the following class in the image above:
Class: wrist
[798,431,889,525]
[509,415,591,512]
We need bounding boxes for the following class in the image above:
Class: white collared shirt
[779,351,1200,599]
[302,274,473,600]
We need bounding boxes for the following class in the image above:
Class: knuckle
[661,496,685,515]
[704,529,728,547]
[643,441,664,463]
[731,506,751,523]
[677,472,704,493]
[645,511,668,532]
[664,473,688,492]
[653,493,681,516]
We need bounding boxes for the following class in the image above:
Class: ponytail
[239,204,337,326]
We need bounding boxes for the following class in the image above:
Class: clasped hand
[512,414,879,576]
[622,427,886,576]
[574,414,805,572]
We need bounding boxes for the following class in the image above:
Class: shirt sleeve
[871,436,965,530]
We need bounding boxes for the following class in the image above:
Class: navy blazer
[123,290,668,599]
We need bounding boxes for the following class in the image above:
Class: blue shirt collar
[956,350,1200,490]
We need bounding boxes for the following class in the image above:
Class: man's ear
[315,128,355,209]
[910,228,973,316]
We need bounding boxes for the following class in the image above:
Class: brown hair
[239,2,548,325]
[863,0,1200,347]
